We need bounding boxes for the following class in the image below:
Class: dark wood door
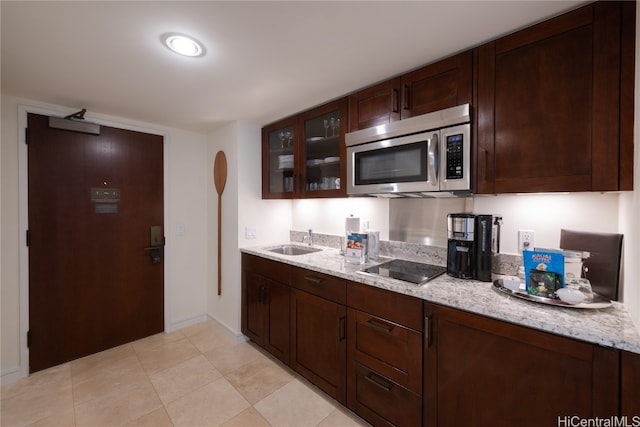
[242,269,264,345]
[261,115,300,199]
[27,113,164,373]
[400,50,472,119]
[241,254,290,365]
[262,277,290,364]
[621,351,640,418]
[423,303,619,427]
[349,77,401,131]
[475,1,634,194]
[290,288,347,404]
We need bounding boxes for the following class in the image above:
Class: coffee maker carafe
[447,214,476,279]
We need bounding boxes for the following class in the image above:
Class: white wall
[207,121,290,336]
[292,198,390,240]
[0,95,210,382]
[616,6,640,329]
[473,193,621,255]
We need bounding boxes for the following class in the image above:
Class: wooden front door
[27,113,164,373]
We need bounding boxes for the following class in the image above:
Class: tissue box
[523,249,565,299]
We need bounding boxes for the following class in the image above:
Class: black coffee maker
[447,213,501,282]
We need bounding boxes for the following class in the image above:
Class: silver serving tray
[493,279,612,309]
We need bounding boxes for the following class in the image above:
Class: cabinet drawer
[291,267,346,305]
[347,281,423,331]
[352,363,421,427]
[350,308,422,393]
[242,253,290,284]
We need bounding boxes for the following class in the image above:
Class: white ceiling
[1,1,586,133]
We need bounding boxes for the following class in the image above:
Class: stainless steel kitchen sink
[267,244,322,256]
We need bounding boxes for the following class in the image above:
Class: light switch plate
[245,227,257,239]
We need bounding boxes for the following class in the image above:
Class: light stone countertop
[241,243,640,355]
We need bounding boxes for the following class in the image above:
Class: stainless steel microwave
[346,104,471,197]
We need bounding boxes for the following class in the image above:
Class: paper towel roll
[345,216,360,234]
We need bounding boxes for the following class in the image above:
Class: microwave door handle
[428,134,438,184]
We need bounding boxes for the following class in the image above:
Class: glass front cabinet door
[299,97,347,198]
[262,118,299,199]
[262,97,347,199]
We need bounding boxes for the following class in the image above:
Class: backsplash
[290,230,521,275]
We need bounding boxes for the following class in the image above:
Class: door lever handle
[143,246,163,264]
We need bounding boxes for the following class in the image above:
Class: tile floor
[1,322,370,427]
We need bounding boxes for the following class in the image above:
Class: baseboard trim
[206,314,247,344]
[1,365,27,386]
[166,314,208,333]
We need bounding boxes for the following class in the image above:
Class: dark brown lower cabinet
[347,282,424,427]
[290,270,347,404]
[621,351,640,418]
[241,254,290,365]
[424,302,620,427]
[241,255,636,427]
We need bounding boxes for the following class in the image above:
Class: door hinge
[25,128,29,144]
[26,230,31,246]
[27,330,31,348]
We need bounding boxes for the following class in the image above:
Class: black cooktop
[360,259,446,285]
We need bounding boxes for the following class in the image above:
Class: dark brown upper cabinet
[475,1,635,194]
[262,115,300,199]
[262,98,348,199]
[349,51,473,132]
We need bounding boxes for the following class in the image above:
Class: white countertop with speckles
[241,244,640,354]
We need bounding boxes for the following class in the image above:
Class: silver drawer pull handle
[365,319,394,334]
[303,275,323,284]
[365,373,393,393]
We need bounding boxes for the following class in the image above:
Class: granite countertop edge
[240,244,640,355]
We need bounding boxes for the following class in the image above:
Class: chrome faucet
[303,229,313,246]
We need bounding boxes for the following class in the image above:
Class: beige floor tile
[74,378,162,427]
[165,377,250,427]
[124,407,174,427]
[134,336,201,375]
[318,407,371,427]
[0,381,74,427]
[225,356,295,404]
[27,405,76,427]
[186,324,237,353]
[220,407,271,427]
[1,363,71,401]
[72,354,149,405]
[131,330,186,354]
[254,378,336,427]
[149,354,222,405]
[179,321,213,337]
[70,343,136,383]
[204,341,264,375]
[0,322,372,427]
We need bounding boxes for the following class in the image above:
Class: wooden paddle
[214,151,227,295]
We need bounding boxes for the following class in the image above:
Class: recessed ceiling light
[162,33,205,57]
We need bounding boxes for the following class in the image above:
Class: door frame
[17,103,171,378]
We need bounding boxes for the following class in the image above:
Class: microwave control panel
[445,134,464,180]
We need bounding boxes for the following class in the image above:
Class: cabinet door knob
[338,316,346,341]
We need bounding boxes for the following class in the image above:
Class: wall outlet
[518,229,535,252]
[245,227,257,239]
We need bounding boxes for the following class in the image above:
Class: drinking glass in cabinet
[268,126,295,194]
